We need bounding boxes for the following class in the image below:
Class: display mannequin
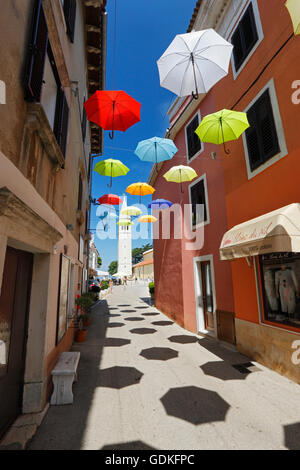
[275,266,299,317]
[264,269,278,313]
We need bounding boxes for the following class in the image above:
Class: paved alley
[28,284,300,450]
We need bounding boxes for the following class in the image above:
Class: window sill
[26,103,65,168]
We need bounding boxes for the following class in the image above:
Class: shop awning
[220,204,300,260]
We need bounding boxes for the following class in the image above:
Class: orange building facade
[149,0,300,384]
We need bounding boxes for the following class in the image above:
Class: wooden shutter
[24,0,48,102]
[232,2,258,72]
[64,0,77,43]
[187,115,201,160]
[191,180,206,226]
[54,88,69,159]
[246,89,280,171]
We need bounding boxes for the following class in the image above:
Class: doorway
[0,247,33,437]
[194,256,216,335]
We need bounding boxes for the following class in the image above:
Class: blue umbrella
[135,137,178,169]
[148,199,173,209]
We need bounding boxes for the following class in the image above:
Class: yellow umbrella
[126,182,155,203]
[285,0,300,34]
[163,165,197,193]
[138,215,158,223]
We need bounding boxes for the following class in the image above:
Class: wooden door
[200,261,215,331]
[0,247,33,437]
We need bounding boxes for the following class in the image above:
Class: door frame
[193,254,217,337]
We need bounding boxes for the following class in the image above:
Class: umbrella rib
[179,59,196,96]
[194,60,207,94]
[160,56,190,86]
[193,49,233,73]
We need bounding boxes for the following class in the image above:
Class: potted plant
[75,317,87,343]
[75,293,94,315]
[148,282,155,303]
[78,313,91,327]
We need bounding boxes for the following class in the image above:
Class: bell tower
[118,196,132,276]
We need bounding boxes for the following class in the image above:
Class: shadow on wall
[27,300,132,450]
[284,423,300,450]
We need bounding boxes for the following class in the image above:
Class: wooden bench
[50,352,80,405]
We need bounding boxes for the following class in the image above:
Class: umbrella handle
[192,91,199,100]
[109,101,115,140]
[109,130,114,140]
[191,53,199,101]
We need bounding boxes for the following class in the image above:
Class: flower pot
[75,329,87,342]
[83,318,91,327]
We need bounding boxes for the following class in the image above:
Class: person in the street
[109,278,113,293]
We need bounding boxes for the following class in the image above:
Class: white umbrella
[157,29,233,99]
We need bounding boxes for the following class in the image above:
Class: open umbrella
[195,109,250,154]
[126,182,155,204]
[157,29,233,99]
[135,137,178,170]
[117,220,134,226]
[138,215,158,223]
[84,90,141,139]
[94,159,129,188]
[148,199,173,210]
[285,0,300,34]
[163,165,197,193]
[97,194,122,205]
[121,206,142,217]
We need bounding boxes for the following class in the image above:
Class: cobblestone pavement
[28,284,300,450]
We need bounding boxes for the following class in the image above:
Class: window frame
[188,173,210,231]
[242,78,288,180]
[230,0,264,80]
[185,110,204,164]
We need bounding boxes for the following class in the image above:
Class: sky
[91,0,197,271]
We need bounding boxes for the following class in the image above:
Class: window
[245,89,280,172]
[259,253,300,331]
[189,176,209,228]
[63,0,77,43]
[231,2,259,72]
[24,0,70,159]
[185,112,202,162]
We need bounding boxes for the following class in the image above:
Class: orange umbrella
[126,182,155,203]
[138,215,158,223]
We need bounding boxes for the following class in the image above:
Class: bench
[50,352,80,405]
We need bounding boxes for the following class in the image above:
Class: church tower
[118,196,132,276]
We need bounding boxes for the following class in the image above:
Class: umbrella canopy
[94,159,129,188]
[148,199,173,209]
[117,220,134,226]
[97,194,123,205]
[195,109,250,154]
[126,182,155,203]
[84,90,141,139]
[163,165,197,193]
[157,29,233,99]
[138,215,158,223]
[120,206,142,216]
[285,0,300,34]
[135,137,178,169]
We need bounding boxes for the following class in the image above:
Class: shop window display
[259,253,300,329]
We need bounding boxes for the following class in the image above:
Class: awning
[220,203,300,260]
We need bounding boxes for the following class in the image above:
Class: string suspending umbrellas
[195,109,250,155]
[157,29,233,100]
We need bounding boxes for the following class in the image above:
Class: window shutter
[246,107,262,171]
[232,28,243,71]
[191,180,206,226]
[187,115,201,160]
[24,0,48,102]
[231,2,258,72]
[54,88,69,159]
[64,0,77,43]
[257,91,279,160]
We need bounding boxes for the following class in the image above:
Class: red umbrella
[84,90,141,139]
[97,194,123,205]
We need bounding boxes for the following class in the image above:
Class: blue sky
[91,0,197,271]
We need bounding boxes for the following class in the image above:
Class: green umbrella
[195,109,250,154]
[117,220,134,226]
[94,159,129,188]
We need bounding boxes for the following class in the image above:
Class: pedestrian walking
[109,278,113,294]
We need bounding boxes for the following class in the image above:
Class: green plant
[75,294,94,314]
[101,280,109,290]
[148,282,155,294]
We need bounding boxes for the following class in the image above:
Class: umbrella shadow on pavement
[140,347,179,361]
[160,386,230,425]
[130,328,157,335]
[107,322,125,328]
[96,366,144,389]
[168,335,199,344]
[152,321,174,326]
[142,312,160,317]
[101,441,156,450]
[200,361,249,381]
[124,317,145,321]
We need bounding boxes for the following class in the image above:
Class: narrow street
[28,284,300,451]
